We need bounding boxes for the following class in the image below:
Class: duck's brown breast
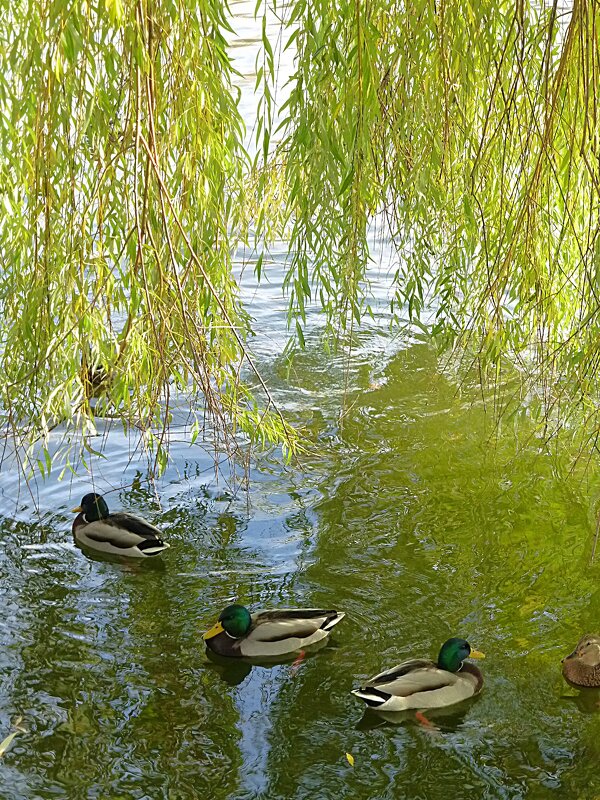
[562,658,600,687]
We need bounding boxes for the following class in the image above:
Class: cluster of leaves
[0,0,296,475]
[1,0,599,474]
[268,0,600,448]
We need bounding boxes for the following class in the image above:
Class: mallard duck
[562,634,600,687]
[352,637,485,711]
[71,492,170,557]
[203,604,345,659]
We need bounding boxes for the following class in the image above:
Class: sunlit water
[2,4,600,799]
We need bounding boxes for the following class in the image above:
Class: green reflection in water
[1,342,600,799]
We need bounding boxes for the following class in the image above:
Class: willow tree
[0,0,598,473]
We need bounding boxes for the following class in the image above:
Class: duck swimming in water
[203,604,345,659]
[562,634,600,687]
[352,637,485,711]
[71,492,170,558]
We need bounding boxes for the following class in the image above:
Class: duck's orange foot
[290,650,306,677]
[415,710,439,731]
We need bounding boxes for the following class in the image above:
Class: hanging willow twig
[0,0,297,475]
[269,0,600,452]
[1,0,600,476]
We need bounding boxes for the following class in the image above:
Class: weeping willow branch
[0,0,297,476]
[1,0,600,477]
[268,0,600,452]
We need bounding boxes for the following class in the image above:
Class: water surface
[2,327,600,799]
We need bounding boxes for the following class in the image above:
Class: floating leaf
[345,752,355,767]
[0,732,18,757]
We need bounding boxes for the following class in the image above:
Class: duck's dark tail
[138,540,171,556]
[351,687,389,707]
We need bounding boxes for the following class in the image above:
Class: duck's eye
[586,641,592,647]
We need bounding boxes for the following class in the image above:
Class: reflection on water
[356,701,478,732]
[206,651,253,685]
[560,688,600,714]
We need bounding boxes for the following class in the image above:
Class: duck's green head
[438,638,485,672]
[203,604,252,640]
[72,492,109,522]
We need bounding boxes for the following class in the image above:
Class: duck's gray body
[73,511,170,557]
[206,608,345,659]
[352,659,483,711]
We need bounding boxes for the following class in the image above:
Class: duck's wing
[250,609,345,640]
[364,659,453,694]
[79,513,169,552]
[107,513,164,540]
[239,609,344,658]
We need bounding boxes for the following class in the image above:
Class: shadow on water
[205,651,254,686]
[354,699,478,732]
[559,687,600,714]
[205,636,335,687]
[73,542,169,569]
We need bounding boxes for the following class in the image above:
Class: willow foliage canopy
[0,0,598,473]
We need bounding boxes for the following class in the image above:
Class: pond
[2,259,600,798]
[2,4,600,799]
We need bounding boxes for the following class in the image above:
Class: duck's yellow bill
[71,506,83,513]
[203,621,224,640]
[469,649,485,659]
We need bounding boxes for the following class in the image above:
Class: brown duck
[562,634,600,687]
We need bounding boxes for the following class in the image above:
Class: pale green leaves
[2,0,600,477]
[0,0,297,477]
